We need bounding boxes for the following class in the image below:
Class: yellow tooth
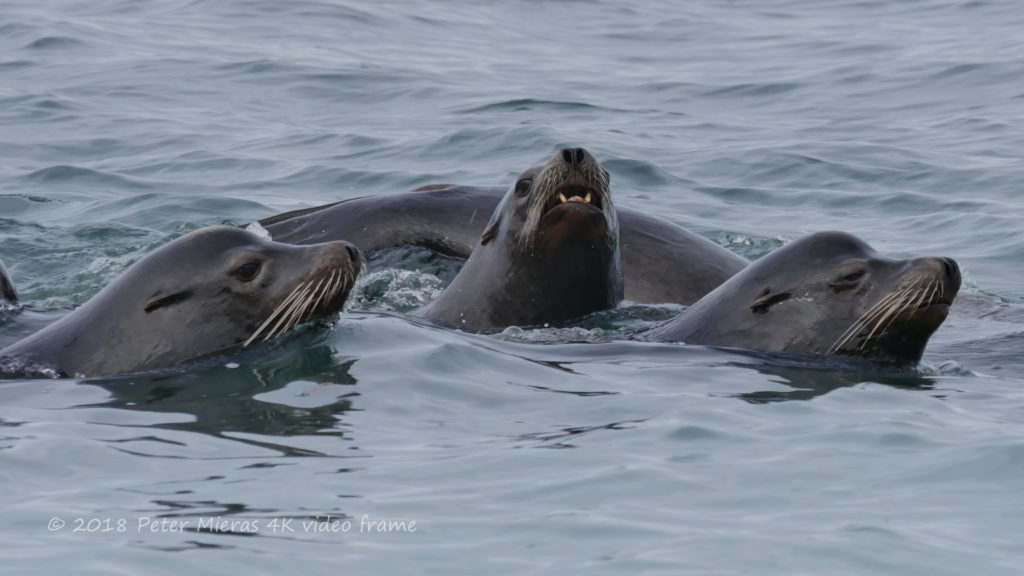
[584,192,592,203]
[558,193,568,203]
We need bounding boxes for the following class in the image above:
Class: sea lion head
[136,226,363,351]
[651,231,960,364]
[413,148,622,331]
[480,147,618,258]
[1,226,364,377]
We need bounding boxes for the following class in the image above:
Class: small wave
[599,157,682,188]
[916,359,977,377]
[355,269,447,313]
[216,58,294,76]
[716,233,787,260]
[21,165,150,189]
[457,98,609,115]
[496,325,610,344]
[0,301,20,324]
[0,357,61,380]
[702,82,802,98]
[0,60,34,71]
[22,36,88,50]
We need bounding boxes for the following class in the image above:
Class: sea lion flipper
[0,257,17,304]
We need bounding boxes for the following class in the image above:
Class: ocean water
[2,0,1023,574]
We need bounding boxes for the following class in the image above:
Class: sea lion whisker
[861,287,917,349]
[308,275,331,312]
[829,288,908,354]
[330,269,348,308]
[244,281,310,347]
[862,279,935,350]
[312,270,335,311]
[256,281,315,344]
[837,293,899,353]
[907,281,932,314]
[924,279,940,308]
[874,283,928,336]
[266,283,317,341]
[299,276,329,321]
[247,283,307,346]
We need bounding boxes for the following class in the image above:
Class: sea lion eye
[830,269,866,292]
[515,178,533,197]
[233,261,262,282]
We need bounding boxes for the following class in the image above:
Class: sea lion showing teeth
[0,226,362,377]
[260,178,747,306]
[410,147,623,332]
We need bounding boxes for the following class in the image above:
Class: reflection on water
[85,331,359,456]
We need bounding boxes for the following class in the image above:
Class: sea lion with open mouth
[260,172,747,306]
[412,147,622,331]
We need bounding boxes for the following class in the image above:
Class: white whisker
[244,281,308,348]
[266,283,315,341]
[829,288,910,354]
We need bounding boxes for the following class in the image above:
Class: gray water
[2,1,1023,574]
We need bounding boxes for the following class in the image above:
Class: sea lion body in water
[260,185,747,306]
[0,226,362,377]
[640,231,960,364]
[411,148,622,331]
[0,258,15,304]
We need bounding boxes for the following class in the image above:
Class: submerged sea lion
[640,231,960,364]
[0,257,15,304]
[411,147,621,331]
[260,183,747,306]
[0,226,362,377]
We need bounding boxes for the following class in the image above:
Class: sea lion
[260,184,747,306]
[640,231,961,364]
[0,257,15,304]
[408,147,621,331]
[0,226,362,377]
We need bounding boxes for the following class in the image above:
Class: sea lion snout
[910,256,961,303]
[940,257,961,287]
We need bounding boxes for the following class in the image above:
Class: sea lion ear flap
[479,195,509,246]
[750,290,791,314]
[144,290,194,313]
[480,217,500,246]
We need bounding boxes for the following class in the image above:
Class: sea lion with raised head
[410,147,622,331]
[260,182,747,306]
[0,226,362,377]
[640,231,960,364]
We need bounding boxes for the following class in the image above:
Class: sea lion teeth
[584,192,592,204]
[558,193,568,203]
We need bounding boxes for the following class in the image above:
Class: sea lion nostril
[560,147,586,170]
[561,148,574,168]
[345,244,358,262]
